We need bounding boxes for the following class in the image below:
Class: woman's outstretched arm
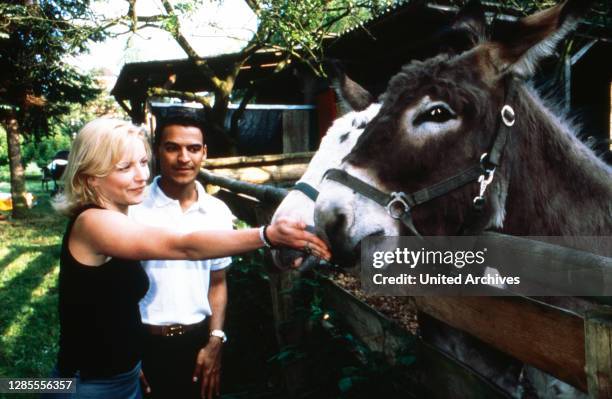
[70,208,330,265]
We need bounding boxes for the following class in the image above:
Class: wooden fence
[198,157,612,399]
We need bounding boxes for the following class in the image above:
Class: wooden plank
[585,309,612,398]
[204,152,314,169]
[479,233,612,296]
[414,296,587,391]
[205,163,308,184]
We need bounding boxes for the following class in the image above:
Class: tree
[119,0,394,154]
[20,80,127,168]
[0,0,106,218]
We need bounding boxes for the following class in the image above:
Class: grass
[0,179,65,398]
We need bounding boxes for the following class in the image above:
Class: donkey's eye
[414,104,457,126]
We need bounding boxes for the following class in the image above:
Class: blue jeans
[45,362,142,399]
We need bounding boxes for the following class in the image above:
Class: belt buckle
[165,324,184,337]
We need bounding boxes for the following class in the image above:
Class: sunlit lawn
[0,178,65,396]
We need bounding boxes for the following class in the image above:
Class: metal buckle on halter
[473,168,495,211]
[473,153,496,211]
[386,192,411,219]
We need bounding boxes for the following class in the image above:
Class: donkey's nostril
[325,213,347,244]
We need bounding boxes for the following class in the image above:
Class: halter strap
[324,166,484,237]
[292,182,319,202]
[325,165,484,210]
[484,75,519,169]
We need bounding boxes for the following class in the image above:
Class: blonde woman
[50,118,330,398]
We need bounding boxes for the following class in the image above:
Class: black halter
[323,77,519,237]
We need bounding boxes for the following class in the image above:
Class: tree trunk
[208,86,237,156]
[4,114,28,219]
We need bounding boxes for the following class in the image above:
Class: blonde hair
[54,118,151,216]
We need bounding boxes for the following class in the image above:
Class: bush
[21,133,71,167]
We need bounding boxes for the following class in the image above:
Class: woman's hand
[266,217,331,261]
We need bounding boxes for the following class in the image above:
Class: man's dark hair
[153,107,206,148]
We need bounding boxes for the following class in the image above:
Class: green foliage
[0,166,9,182]
[0,87,125,178]
[267,270,418,398]
[0,0,105,135]
[221,247,288,395]
[254,0,395,75]
[21,134,72,169]
[0,0,107,218]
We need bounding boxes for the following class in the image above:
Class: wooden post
[268,271,308,398]
[585,309,612,398]
[283,109,310,153]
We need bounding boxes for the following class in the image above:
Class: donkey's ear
[451,0,487,44]
[428,0,486,56]
[323,59,374,112]
[489,0,592,76]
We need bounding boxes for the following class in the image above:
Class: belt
[143,320,206,337]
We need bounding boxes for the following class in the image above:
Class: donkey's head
[271,99,380,270]
[315,0,593,265]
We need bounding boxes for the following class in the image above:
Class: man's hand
[192,338,223,399]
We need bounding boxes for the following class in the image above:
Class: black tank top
[57,206,149,378]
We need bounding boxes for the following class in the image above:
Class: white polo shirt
[129,176,234,325]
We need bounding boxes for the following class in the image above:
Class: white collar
[150,176,208,213]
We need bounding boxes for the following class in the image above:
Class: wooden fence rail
[203,152,314,184]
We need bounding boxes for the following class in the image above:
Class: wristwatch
[210,329,227,343]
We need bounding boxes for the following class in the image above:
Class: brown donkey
[315,0,611,264]
[314,1,609,396]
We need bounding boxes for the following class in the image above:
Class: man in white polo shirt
[130,109,231,398]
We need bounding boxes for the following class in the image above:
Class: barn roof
[111,50,286,102]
